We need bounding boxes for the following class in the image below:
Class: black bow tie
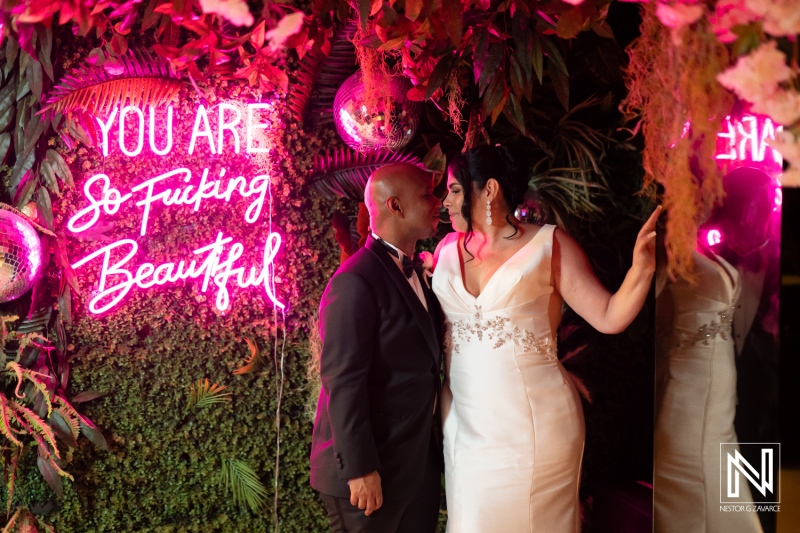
[401,253,425,279]
[378,239,424,278]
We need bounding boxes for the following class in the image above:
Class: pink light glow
[92,103,273,157]
[149,106,174,155]
[188,104,216,155]
[775,187,783,209]
[67,168,269,237]
[716,115,782,171]
[247,103,271,153]
[707,229,722,246]
[70,232,284,314]
[119,106,145,156]
[218,103,242,154]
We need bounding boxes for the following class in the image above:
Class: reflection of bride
[654,243,762,532]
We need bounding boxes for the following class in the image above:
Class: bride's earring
[485,200,493,226]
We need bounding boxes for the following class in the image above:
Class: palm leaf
[310,147,425,200]
[220,458,269,513]
[232,337,267,375]
[287,21,359,128]
[186,379,232,410]
[39,48,182,120]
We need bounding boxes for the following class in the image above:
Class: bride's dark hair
[447,144,531,243]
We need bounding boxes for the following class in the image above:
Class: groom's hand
[348,471,383,516]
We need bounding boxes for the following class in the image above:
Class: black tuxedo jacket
[310,236,443,499]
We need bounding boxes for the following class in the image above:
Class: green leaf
[425,52,455,100]
[549,63,570,111]
[36,187,54,230]
[10,151,35,193]
[80,420,108,450]
[72,390,108,403]
[26,57,43,102]
[14,172,37,208]
[532,34,543,84]
[358,0,370,29]
[441,0,463,46]
[591,20,615,40]
[49,410,79,448]
[478,43,503,97]
[46,149,74,188]
[37,455,64,497]
[541,37,568,75]
[509,55,524,102]
[5,37,19,73]
[504,92,525,135]
[0,132,10,163]
[220,458,269,513]
[0,81,16,116]
[421,143,446,186]
[38,26,54,81]
[0,101,14,131]
[40,160,60,196]
[406,0,423,21]
[482,72,503,120]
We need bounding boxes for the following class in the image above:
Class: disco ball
[333,71,421,152]
[0,210,44,303]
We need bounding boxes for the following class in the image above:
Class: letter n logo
[720,443,780,504]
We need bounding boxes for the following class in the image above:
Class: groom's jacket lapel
[366,236,440,363]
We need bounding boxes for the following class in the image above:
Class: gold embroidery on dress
[446,305,557,360]
[676,307,735,348]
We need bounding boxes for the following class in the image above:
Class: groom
[310,163,444,532]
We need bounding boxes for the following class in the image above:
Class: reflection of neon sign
[716,115,783,171]
[70,103,283,314]
[707,229,722,246]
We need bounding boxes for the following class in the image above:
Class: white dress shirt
[372,232,428,311]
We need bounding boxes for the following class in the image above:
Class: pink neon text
[71,232,284,314]
[67,168,269,236]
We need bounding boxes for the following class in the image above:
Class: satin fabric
[654,251,762,533]
[433,225,583,533]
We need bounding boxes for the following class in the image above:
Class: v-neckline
[456,228,543,300]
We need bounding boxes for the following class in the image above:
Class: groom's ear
[386,196,403,217]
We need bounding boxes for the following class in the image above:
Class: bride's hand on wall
[632,206,661,274]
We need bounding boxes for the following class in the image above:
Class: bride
[431,145,658,532]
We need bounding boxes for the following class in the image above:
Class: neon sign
[716,114,783,173]
[69,103,283,314]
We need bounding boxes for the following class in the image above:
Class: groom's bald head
[364,163,439,244]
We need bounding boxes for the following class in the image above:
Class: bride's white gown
[432,225,583,533]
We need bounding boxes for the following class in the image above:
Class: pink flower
[710,0,758,43]
[198,0,254,27]
[717,41,792,103]
[744,0,800,36]
[655,2,704,29]
[752,90,800,127]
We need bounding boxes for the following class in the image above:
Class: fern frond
[310,147,424,200]
[287,21,359,127]
[232,337,267,375]
[2,508,23,533]
[39,49,182,119]
[6,445,21,518]
[0,395,23,447]
[4,362,52,416]
[186,379,232,410]
[10,402,60,458]
[220,458,269,513]
[0,315,19,351]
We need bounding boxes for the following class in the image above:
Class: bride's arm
[553,207,659,334]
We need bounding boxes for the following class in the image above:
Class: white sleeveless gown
[432,225,584,533]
